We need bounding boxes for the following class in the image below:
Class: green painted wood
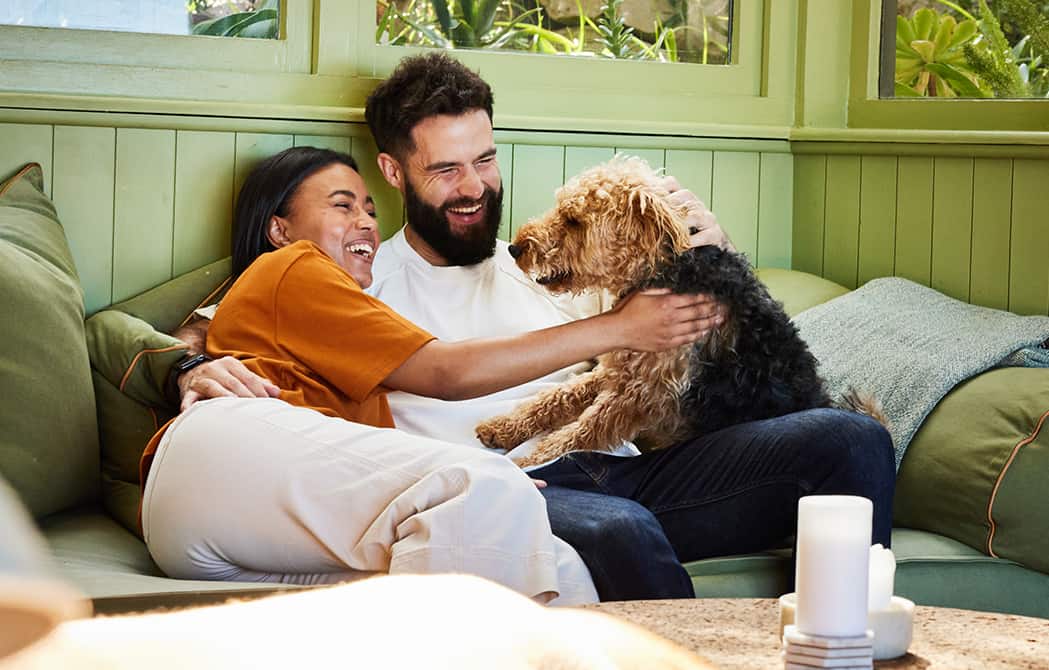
[350,135,403,241]
[1009,160,1049,316]
[894,157,934,286]
[930,157,974,303]
[52,125,115,314]
[0,123,53,195]
[969,159,1013,311]
[172,131,236,276]
[756,152,793,270]
[664,149,714,208]
[822,155,862,288]
[857,155,897,285]
[509,145,565,237]
[496,143,514,241]
[618,148,665,171]
[293,135,352,153]
[563,146,615,184]
[792,155,826,275]
[112,128,176,303]
[711,151,760,261]
[233,133,295,204]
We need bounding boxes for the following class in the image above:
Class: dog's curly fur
[475,156,880,468]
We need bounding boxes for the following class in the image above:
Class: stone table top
[585,598,1049,669]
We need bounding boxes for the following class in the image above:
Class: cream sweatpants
[141,398,597,605]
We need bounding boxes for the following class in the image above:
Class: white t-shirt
[367,229,639,466]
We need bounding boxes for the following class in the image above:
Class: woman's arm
[383,290,721,401]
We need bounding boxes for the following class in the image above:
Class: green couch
[3,163,1048,618]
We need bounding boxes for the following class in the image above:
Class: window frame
[847,0,1049,133]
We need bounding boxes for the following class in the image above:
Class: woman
[140,147,712,605]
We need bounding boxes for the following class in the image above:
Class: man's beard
[404,179,503,267]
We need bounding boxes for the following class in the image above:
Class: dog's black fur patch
[641,245,832,437]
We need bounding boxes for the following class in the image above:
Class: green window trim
[846,0,1049,133]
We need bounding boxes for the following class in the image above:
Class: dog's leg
[476,374,601,451]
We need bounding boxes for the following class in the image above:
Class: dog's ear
[630,186,691,257]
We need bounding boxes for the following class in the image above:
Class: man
[178,53,895,601]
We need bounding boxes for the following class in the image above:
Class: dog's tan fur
[476,157,698,467]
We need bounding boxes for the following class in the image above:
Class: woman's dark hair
[231,146,359,278]
[365,52,494,162]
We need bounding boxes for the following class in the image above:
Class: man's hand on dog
[660,176,736,252]
[178,357,281,412]
[611,289,725,351]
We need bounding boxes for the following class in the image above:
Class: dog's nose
[508,244,523,259]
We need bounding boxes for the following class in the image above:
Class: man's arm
[170,316,280,412]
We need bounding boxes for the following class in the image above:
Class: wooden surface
[586,598,1049,669]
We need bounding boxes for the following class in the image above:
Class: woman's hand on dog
[609,289,725,352]
[660,176,736,252]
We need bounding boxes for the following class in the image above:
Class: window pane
[375,0,733,65]
[1,0,279,39]
[884,0,1049,99]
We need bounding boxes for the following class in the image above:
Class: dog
[475,156,883,468]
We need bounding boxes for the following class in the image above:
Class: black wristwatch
[174,353,212,375]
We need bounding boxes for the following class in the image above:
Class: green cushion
[895,367,1049,574]
[756,267,851,318]
[0,164,99,519]
[84,259,231,537]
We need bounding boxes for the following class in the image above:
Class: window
[883,0,1049,99]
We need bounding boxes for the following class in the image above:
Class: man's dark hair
[231,146,359,278]
[365,52,494,161]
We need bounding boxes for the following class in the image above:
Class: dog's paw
[475,416,520,451]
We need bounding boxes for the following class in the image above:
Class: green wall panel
[930,157,974,303]
[350,135,403,241]
[857,156,897,286]
[293,135,352,153]
[756,153,793,270]
[112,128,176,303]
[510,145,564,237]
[712,152,760,261]
[563,146,615,184]
[0,123,53,195]
[792,154,826,276]
[664,149,714,208]
[823,155,861,288]
[969,159,1012,311]
[618,148,665,171]
[52,125,115,315]
[1009,160,1049,316]
[496,142,514,241]
[233,133,295,203]
[894,157,934,287]
[172,131,236,276]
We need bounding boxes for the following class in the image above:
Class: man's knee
[572,498,667,552]
[797,408,895,492]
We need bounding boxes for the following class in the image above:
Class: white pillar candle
[795,495,872,637]
[868,543,896,611]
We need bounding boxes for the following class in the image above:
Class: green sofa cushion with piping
[755,267,851,318]
[0,164,98,519]
[894,367,1049,574]
[85,259,231,537]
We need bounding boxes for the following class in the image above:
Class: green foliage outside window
[894,0,1049,98]
[375,0,733,64]
[189,0,279,38]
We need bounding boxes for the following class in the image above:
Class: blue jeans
[532,408,895,601]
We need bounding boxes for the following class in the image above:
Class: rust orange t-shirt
[139,241,434,488]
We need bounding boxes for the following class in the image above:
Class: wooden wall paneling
[172,131,236,276]
[664,149,714,209]
[792,155,826,275]
[563,146,616,184]
[857,155,897,286]
[350,135,404,241]
[0,123,53,195]
[52,126,115,315]
[1008,159,1049,315]
[711,151,760,261]
[822,155,862,288]
[112,129,176,303]
[496,143,514,241]
[617,148,665,170]
[233,133,295,201]
[894,156,934,286]
[756,152,793,270]
[293,135,352,153]
[930,157,974,303]
[509,145,565,237]
[969,159,1013,311]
